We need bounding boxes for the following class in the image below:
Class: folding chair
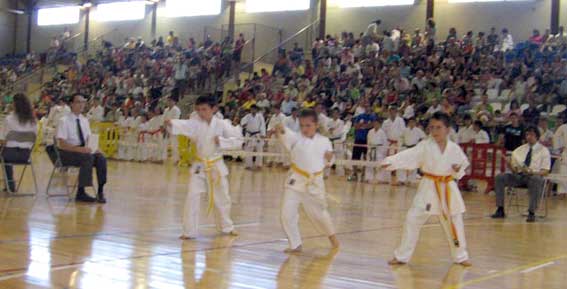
[0,131,38,197]
[507,184,548,218]
[45,143,79,198]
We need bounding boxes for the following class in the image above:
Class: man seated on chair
[492,126,550,222]
[56,93,107,203]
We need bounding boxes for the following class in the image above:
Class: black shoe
[491,207,506,219]
[96,193,107,204]
[526,213,536,223]
[76,192,97,203]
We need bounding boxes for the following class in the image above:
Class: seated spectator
[492,126,550,222]
[0,94,37,192]
[55,93,108,204]
[473,120,490,144]
[502,113,524,151]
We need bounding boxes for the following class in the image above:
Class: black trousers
[58,150,107,189]
[2,147,31,190]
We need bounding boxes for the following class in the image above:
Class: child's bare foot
[457,260,472,267]
[284,245,303,254]
[179,235,195,240]
[388,258,406,265]
[329,235,340,249]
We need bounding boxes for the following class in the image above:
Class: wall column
[426,0,434,20]
[551,0,560,35]
[228,0,236,40]
[83,7,90,50]
[151,2,158,40]
[319,0,326,39]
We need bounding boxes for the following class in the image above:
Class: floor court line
[448,255,567,289]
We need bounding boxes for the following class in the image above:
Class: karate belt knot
[291,163,323,185]
[422,172,461,247]
[196,155,223,215]
[290,163,340,204]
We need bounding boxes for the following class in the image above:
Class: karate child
[274,109,339,253]
[167,96,243,239]
[399,117,427,183]
[382,112,472,267]
[241,105,266,170]
[364,118,389,183]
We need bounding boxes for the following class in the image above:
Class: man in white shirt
[241,105,266,169]
[55,93,107,203]
[492,126,551,222]
[164,97,181,162]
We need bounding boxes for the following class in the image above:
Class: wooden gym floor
[1,153,567,289]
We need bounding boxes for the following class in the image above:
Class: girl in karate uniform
[382,112,472,267]
[274,109,339,253]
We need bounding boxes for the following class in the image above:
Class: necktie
[524,146,532,167]
[77,118,86,147]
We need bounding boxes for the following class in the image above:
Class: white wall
[16,0,567,54]
[0,0,16,56]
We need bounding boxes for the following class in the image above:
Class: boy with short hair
[364,118,389,183]
[382,112,472,266]
[275,109,340,253]
[167,96,242,239]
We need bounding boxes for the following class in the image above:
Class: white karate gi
[283,116,300,167]
[364,128,389,182]
[170,116,243,238]
[383,137,470,263]
[241,113,266,168]
[44,104,70,145]
[399,127,427,183]
[327,118,346,176]
[279,128,336,250]
[117,116,141,161]
[383,116,406,182]
[267,113,288,165]
[164,105,181,161]
[86,105,105,122]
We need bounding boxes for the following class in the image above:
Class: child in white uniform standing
[241,105,266,170]
[365,119,389,183]
[382,112,472,267]
[274,109,340,253]
[167,96,242,239]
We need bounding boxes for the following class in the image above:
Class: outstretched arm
[381,143,424,171]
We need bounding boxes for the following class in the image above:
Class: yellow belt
[422,172,460,247]
[290,163,323,184]
[196,155,223,215]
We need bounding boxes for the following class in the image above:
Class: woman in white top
[0,93,37,192]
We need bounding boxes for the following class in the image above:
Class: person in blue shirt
[349,108,377,181]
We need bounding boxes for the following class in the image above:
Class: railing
[5,28,122,101]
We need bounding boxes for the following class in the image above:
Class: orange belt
[422,172,460,247]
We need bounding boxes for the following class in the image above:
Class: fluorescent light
[246,0,310,13]
[94,1,146,22]
[165,0,221,17]
[448,0,533,3]
[330,0,414,7]
[37,6,80,26]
